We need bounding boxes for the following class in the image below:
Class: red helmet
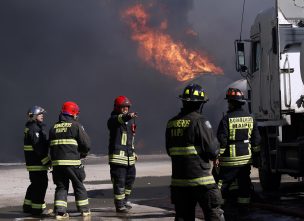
[114,96,131,111]
[225,88,246,103]
[61,101,80,116]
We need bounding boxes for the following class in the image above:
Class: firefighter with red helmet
[217,88,261,215]
[49,101,91,219]
[107,96,138,213]
[166,84,223,221]
[23,106,52,216]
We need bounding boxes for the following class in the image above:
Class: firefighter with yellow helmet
[217,88,261,212]
[166,84,223,221]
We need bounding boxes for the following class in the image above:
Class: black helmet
[27,106,46,118]
[225,88,246,103]
[179,84,208,103]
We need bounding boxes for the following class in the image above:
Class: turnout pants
[171,185,223,221]
[218,165,251,205]
[23,171,48,215]
[110,164,136,208]
[52,165,89,213]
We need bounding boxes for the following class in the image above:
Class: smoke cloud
[0,0,274,162]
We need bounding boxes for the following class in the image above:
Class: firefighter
[166,84,223,221]
[217,88,261,212]
[49,101,91,220]
[23,105,52,216]
[107,96,138,213]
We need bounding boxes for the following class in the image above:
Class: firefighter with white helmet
[23,105,52,216]
[49,101,91,219]
[166,84,223,221]
[107,96,138,213]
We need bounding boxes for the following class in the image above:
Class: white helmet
[27,106,46,119]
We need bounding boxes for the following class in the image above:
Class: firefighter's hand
[213,159,219,168]
[129,112,138,118]
[80,152,88,159]
[46,161,52,170]
[135,153,138,161]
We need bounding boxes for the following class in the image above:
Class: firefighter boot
[33,209,54,218]
[81,210,91,217]
[55,212,69,220]
[116,206,130,213]
[125,201,132,209]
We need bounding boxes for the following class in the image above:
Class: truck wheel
[258,168,281,191]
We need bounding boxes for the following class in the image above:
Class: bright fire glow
[122,4,223,81]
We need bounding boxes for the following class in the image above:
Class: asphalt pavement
[1,155,304,221]
[0,155,178,221]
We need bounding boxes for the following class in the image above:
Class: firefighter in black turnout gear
[49,101,91,219]
[107,96,138,213]
[23,106,51,216]
[166,84,223,221]
[217,88,261,212]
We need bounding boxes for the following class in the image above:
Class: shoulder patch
[205,121,212,129]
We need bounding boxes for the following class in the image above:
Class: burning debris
[121,4,223,81]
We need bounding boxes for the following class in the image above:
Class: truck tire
[258,168,281,191]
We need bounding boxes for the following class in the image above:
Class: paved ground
[0,155,171,208]
[0,155,304,221]
[0,155,177,220]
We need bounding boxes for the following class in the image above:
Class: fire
[122,4,223,81]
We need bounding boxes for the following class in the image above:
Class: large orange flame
[122,4,223,81]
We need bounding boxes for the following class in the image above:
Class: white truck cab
[235,0,304,190]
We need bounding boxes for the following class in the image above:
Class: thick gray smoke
[0,0,274,162]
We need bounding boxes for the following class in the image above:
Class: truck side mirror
[235,41,247,72]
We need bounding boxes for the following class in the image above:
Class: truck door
[278,0,304,113]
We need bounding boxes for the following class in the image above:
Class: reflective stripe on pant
[110,164,136,208]
[171,185,223,221]
[23,171,48,215]
[52,165,89,213]
[218,165,251,205]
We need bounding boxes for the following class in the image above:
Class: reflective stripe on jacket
[23,121,50,171]
[166,110,219,187]
[107,112,136,166]
[49,114,91,166]
[217,107,261,167]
